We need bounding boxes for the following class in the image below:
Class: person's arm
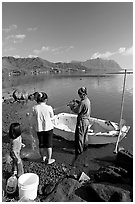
[72,101,82,114]
[12,139,21,162]
[67,99,81,114]
[76,101,83,114]
[49,106,54,118]
[12,139,17,152]
[75,99,80,104]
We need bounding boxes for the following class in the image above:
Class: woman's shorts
[37,129,53,148]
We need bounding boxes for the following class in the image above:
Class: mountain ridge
[2,56,122,78]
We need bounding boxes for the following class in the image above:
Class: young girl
[9,123,25,177]
[32,92,55,164]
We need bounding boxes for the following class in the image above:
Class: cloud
[91,46,133,59]
[13,55,21,58]
[13,55,38,58]
[33,46,50,54]
[51,47,63,52]
[33,45,74,55]
[27,27,38,32]
[5,35,14,40]
[2,24,17,33]
[118,47,126,53]
[14,55,31,58]
[122,46,133,56]
[5,34,26,43]
[54,46,74,54]
[15,34,26,39]
[28,54,38,58]
[66,46,74,52]
[3,47,16,52]
[91,51,114,59]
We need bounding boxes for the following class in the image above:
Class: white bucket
[18,173,39,200]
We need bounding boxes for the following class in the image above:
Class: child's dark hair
[78,87,87,96]
[9,123,21,139]
[36,92,48,103]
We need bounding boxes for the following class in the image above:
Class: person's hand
[22,143,25,147]
[75,99,80,104]
[72,99,76,103]
[51,118,55,125]
[67,100,73,106]
[71,99,79,103]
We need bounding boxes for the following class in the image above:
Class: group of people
[8,87,91,177]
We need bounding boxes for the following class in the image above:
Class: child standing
[9,123,25,177]
[32,92,55,164]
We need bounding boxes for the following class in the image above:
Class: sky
[2,1,133,69]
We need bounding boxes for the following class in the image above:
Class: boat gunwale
[52,112,130,138]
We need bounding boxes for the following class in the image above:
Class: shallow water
[3,73,133,152]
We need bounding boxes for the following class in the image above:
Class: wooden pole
[113,69,127,154]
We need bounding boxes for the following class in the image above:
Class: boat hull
[52,113,130,145]
[53,128,129,144]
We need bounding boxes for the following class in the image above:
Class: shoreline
[2,71,133,99]
[2,100,133,201]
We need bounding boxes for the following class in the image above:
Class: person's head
[36,92,48,103]
[9,123,21,139]
[78,87,87,99]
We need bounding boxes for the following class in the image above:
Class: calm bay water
[3,74,133,151]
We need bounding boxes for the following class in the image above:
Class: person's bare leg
[47,147,52,160]
[47,147,55,164]
[39,148,46,161]
[39,148,44,157]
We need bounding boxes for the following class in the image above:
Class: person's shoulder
[33,103,40,109]
[47,104,53,109]
[86,97,91,104]
[85,96,90,101]
[83,97,90,104]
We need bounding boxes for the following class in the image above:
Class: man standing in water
[73,87,91,157]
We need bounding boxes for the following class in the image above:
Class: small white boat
[52,113,130,145]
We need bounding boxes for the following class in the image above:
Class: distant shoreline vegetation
[2,70,133,90]
[2,72,132,92]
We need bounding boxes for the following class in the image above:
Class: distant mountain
[2,57,19,72]
[2,56,122,79]
[81,58,121,71]
[70,60,82,64]
[2,56,55,70]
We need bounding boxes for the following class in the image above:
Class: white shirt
[10,136,22,162]
[32,102,54,132]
